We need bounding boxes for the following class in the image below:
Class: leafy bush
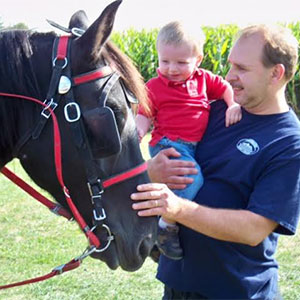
[112,28,159,82]
[112,23,300,113]
[201,25,239,78]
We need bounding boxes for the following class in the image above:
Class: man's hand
[147,148,198,189]
[131,183,184,221]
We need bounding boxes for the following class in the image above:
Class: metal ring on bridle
[52,57,68,69]
[91,224,114,253]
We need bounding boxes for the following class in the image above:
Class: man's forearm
[174,198,277,246]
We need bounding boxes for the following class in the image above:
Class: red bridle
[0,35,148,289]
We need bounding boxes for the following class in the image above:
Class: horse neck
[0,31,54,167]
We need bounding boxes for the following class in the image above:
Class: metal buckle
[91,224,114,253]
[41,98,58,119]
[64,102,81,122]
[52,264,66,275]
[93,208,106,221]
[87,180,104,197]
[50,205,63,216]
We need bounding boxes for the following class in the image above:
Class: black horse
[0,0,157,271]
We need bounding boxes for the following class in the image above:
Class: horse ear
[68,10,89,30]
[73,0,122,58]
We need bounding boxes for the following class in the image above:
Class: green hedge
[112,23,300,113]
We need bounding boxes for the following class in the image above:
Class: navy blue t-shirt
[157,101,300,299]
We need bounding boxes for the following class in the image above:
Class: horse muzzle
[90,222,157,271]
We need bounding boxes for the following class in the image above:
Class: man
[131,24,300,299]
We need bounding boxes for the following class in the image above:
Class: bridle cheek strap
[56,35,68,59]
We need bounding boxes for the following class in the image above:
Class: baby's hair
[157,21,206,56]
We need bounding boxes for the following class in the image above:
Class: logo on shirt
[236,138,260,155]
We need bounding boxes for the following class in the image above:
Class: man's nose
[225,67,235,82]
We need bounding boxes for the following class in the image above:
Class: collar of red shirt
[156,68,203,87]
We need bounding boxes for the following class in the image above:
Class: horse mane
[0,30,55,161]
[0,30,53,98]
[101,41,150,114]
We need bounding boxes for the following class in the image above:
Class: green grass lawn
[0,137,299,299]
[0,158,163,300]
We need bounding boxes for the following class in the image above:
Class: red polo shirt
[139,68,228,146]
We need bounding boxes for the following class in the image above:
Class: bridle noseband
[0,33,148,288]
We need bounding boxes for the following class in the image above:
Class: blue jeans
[149,137,203,200]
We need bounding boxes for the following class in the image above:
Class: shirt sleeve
[247,151,300,235]
[203,69,228,101]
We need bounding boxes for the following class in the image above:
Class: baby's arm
[222,83,242,127]
[135,114,152,142]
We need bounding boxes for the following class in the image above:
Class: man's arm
[131,183,278,246]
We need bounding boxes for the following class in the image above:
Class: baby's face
[157,41,201,82]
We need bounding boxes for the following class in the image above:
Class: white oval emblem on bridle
[58,75,71,94]
[236,138,260,155]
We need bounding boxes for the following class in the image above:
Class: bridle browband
[0,34,147,289]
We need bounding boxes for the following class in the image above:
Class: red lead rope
[0,259,81,290]
[0,167,72,220]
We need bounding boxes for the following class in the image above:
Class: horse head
[0,0,157,271]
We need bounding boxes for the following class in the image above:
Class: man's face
[225,33,274,113]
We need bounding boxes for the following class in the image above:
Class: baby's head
[156,21,206,82]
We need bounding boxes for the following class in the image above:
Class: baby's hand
[137,128,145,143]
[225,103,242,127]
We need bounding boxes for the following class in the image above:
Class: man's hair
[156,21,205,56]
[237,24,299,82]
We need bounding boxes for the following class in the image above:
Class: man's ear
[271,64,285,82]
